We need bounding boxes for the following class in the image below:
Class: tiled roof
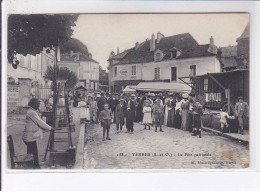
[237,23,249,41]
[220,46,237,57]
[177,44,215,59]
[114,33,215,65]
[221,57,238,69]
[109,49,131,61]
[60,53,99,64]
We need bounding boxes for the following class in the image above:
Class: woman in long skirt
[181,93,190,131]
[78,99,88,123]
[167,96,176,127]
[164,96,170,126]
[174,97,182,129]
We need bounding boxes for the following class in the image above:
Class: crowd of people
[72,91,205,141]
[21,90,248,168]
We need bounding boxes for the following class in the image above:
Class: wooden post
[227,88,231,115]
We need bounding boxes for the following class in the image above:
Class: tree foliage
[8,14,79,68]
[44,66,78,90]
[99,65,109,86]
[60,38,89,55]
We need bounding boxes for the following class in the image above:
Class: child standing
[99,104,113,141]
[219,109,229,133]
[153,100,164,132]
[142,100,152,130]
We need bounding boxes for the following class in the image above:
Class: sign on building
[8,85,20,112]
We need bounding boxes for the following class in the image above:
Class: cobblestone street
[84,122,249,169]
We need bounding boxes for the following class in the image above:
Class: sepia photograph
[5,13,250,170]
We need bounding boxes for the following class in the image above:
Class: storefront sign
[119,68,128,79]
[8,85,20,111]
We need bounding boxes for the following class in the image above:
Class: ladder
[44,80,76,167]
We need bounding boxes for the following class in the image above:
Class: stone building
[108,32,221,93]
[58,51,100,91]
[7,48,55,109]
[220,23,249,71]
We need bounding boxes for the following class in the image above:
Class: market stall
[135,82,191,93]
[179,69,249,134]
[122,85,137,93]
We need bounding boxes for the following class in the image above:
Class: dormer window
[154,50,163,62]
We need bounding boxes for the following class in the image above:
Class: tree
[44,66,78,90]
[8,14,79,69]
[60,38,89,55]
[99,65,109,86]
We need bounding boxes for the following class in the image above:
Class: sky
[72,13,249,70]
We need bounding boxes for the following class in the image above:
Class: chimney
[156,32,164,44]
[57,46,61,61]
[88,53,92,59]
[135,42,139,49]
[217,47,222,58]
[208,36,217,54]
[117,48,119,54]
[109,51,115,59]
[150,33,155,51]
[210,36,214,46]
[70,50,74,57]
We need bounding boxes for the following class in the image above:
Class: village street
[83,121,249,169]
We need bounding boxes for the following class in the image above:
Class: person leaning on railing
[22,98,55,169]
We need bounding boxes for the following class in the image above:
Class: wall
[237,38,249,58]
[109,63,142,82]
[109,56,221,85]
[7,50,55,87]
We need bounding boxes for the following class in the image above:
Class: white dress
[142,106,152,124]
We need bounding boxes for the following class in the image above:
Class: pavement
[83,122,249,169]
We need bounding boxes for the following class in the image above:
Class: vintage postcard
[5,13,250,170]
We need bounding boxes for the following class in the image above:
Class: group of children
[142,99,164,132]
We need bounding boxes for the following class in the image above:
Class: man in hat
[108,94,118,123]
[235,96,249,135]
[115,98,125,133]
[97,92,107,120]
[126,94,136,134]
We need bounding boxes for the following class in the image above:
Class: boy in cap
[153,99,164,132]
[99,103,113,141]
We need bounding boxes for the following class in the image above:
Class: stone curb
[73,123,86,169]
[201,124,249,145]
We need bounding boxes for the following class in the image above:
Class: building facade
[108,32,221,93]
[7,48,55,87]
[58,51,100,91]
[7,48,55,109]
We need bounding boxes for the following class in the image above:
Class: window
[204,78,208,91]
[131,65,136,75]
[171,67,177,81]
[28,56,31,69]
[190,65,196,76]
[154,67,160,80]
[20,55,24,66]
[114,67,117,77]
[156,53,161,61]
[61,67,68,71]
